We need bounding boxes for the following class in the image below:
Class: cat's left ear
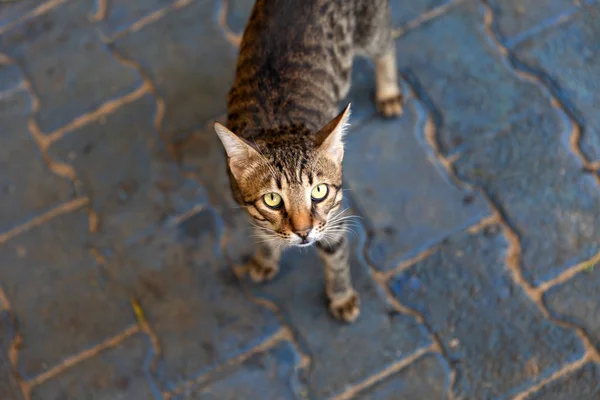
[214,122,259,180]
[315,103,351,164]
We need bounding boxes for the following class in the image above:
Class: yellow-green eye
[311,184,329,202]
[263,192,282,209]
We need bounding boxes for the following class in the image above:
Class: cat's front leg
[316,231,360,323]
[245,241,282,283]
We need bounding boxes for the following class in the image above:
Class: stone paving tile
[389,227,585,399]
[3,0,600,398]
[0,0,55,31]
[342,58,380,123]
[180,341,304,400]
[489,0,580,42]
[455,110,600,285]
[113,0,236,143]
[223,0,454,40]
[243,227,432,399]
[390,0,450,28]
[103,207,280,393]
[356,353,450,400]
[545,269,600,350]
[174,120,267,274]
[0,0,141,133]
[0,60,22,92]
[514,3,600,164]
[0,208,136,379]
[0,90,73,235]
[30,334,156,400]
[100,0,178,37]
[0,310,23,400]
[225,0,255,37]
[344,93,490,271]
[175,117,256,260]
[48,95,207,252]
[395,0,548,155]
[524,363,600,400]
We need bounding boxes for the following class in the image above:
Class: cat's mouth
[296,238,315,247]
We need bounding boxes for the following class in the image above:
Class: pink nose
[294,228,312,240]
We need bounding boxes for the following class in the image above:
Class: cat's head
[214,104,351,247]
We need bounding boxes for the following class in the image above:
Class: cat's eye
[263,192,283,209]
[311,184,329,202]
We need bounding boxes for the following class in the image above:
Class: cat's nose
[295,228,312,240]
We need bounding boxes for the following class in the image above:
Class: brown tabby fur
[214,0,402,322]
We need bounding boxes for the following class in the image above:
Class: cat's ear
[315,103,351,164]
[214,122,258,180]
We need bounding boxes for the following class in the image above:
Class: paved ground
[1,0,600,399]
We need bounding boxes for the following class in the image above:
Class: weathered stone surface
[181,341,304,400]
[390,0,450,28]
[222,0,456,43]
[247,228,431,399]
[356,353,450,400]
[515,2,600,163]
[48,95,207,251]
[390,228,585,399]
[0,0,141,133]
[0,90,73,235]
[104,208,280,392]
[545,268,600,350]
[394,0,548,154]
[224,0,255,37]
[0,59,22,92]
[3,0,600,398]
[101,0,178,37]
[344,93,490,271]
[0,0,57,31]
[454,110,600,285]
[343,58,379,122]
[489,0,580,42]
[113,0,236,142]
[174,118,254,261]
[0,208,136,379]
[524,363,600,400]
[0,310,23,400]
[30,334,156,400]
[176,118,235,213]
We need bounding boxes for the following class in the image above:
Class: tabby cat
[214,0,402,322]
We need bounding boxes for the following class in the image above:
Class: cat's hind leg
[355,0,403,117]
[375,49,403,118]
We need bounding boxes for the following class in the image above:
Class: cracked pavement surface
[1,0,600,399]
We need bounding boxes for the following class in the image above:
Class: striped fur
[215,0,402,323]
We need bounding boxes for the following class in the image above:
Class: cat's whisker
[327,210,363,225]
[329,222,361,231]
[248,221,274,234]
[327,220,359,229]
[328,218,361,227]
[324,224,356,236]
[330,212,359,219]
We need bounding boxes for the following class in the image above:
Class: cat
[214,0,402,323]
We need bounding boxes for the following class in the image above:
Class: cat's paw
[247,258,279,283]
[329,291,360,323]
[376,93,403,118]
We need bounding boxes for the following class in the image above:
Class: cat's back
[227,0,387,135]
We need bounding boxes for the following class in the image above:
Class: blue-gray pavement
[1,0,600,399]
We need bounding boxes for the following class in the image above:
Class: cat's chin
[295,240,315,248]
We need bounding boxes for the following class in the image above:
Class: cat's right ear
[214,122,258,181]
[315,103,351,164]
